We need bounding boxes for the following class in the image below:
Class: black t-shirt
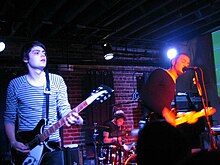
[140,68,175,116]
[104,120,120,138]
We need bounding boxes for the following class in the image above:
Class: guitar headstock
[88,84,114,104]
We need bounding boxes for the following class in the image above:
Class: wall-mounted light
[0,41,5,52]
[102,42,114,60]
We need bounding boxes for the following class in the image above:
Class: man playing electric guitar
[4,41,84,165]
[140,53,192,125]
[140,53,216,127]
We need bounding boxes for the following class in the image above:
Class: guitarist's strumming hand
[65,112,83,127]
[162,107,177,127]
[11,140,30,154]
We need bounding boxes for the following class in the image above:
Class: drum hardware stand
[116,126,123,165]
[98,150,105,165]
[92,123,106,165]
[97,144,105,165]
[93,123,99,165]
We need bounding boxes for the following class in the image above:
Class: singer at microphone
[182,66,198,72]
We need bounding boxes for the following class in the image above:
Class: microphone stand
[194,68,218,150]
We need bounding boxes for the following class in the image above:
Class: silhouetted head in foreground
[136,121,191,165]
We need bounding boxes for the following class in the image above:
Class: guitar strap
[44,69,51,125]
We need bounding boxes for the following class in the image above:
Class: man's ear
[171,59,176,67]
[23,58,28,63]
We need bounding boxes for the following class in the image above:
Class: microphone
[182,66,198,72]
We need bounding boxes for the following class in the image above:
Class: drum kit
[84,123,138,165]
[98,143,136,165]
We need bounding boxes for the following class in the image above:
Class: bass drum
[124,154,137,165]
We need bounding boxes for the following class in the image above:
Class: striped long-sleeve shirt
[4,73,72,142]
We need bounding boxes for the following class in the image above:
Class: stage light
[104,52,114,60]
[167,48,177,60]
[0,41,5,52]
[102,42,114,60]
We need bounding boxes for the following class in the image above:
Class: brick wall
[58,65,156,146]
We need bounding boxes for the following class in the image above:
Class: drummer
[103,110,126,146]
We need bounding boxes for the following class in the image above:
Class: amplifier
[63,145,83,165]
[172,94,206,112]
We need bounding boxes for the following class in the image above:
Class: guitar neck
[34,84,113,143]
[175,111,203,126]
[38,100,88,142]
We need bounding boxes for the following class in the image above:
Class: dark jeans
[40,150,64,165]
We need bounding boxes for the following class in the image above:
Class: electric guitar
[175,107,216,126]
[12,84,114,165]
[131,107,216,137]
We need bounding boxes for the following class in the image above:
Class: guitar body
[22,144,44,165]
[11,119,46,165]
[16,119,45,146]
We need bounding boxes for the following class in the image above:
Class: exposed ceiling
[1,0,220,66]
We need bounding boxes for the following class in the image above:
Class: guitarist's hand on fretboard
[65,112,83,127]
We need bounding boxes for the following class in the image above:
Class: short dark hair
[174,52,190,60]
[20,41,46,60]
[114,110,126,120]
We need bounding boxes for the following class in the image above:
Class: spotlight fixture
[0,41,5,52]
[102,42,114,60]
[167,48,178,60]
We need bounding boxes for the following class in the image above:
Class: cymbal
[131,128,139,136]
[123,142,136,151]
[82,125,110,131]
[110,130,132,137]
